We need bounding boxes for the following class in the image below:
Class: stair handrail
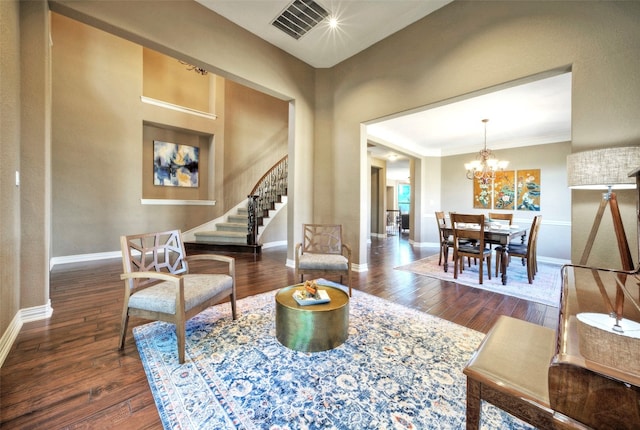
[247,156,288,245]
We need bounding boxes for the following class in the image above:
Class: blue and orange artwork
[517,169,541,211]
[153,141,199,187]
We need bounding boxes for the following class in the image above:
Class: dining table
[442,223,528,285]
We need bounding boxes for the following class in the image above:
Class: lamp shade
[567,146,640,190]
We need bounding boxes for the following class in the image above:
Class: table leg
[500,247,508,285]
[443,246,449,272]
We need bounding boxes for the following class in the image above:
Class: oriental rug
[134,286,535,429]
[395,255,562,307]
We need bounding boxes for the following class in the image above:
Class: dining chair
[436,211,473,267]
[495,216,542,283]
[487,212,513,249]
[488,212,513,225]
[450,213,492,284]
[435,211,453,266]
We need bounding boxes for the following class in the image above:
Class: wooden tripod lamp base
[579,189,634,271]
[567,146,640,271]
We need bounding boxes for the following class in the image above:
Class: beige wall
[46,0,317,263]
[223,80,289,210]
[50,13,288,258]
[0,0,22,336]
[441,142,572,261]
[319,1,640,269]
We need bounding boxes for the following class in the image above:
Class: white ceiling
[196,0,572,178]
[367,72,572,158]
[196,0,453,68]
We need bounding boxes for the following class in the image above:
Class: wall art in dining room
[516,169,541,211]
[473,179,492,209]
[153,140,199,187]
[493,170,515,210]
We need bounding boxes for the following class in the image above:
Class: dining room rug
[134,285,535,429]
[395,254,562,307]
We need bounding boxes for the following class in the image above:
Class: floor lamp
[567,147,640,328]
[567,146,640,271]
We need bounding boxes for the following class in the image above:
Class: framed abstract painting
[153,140,199,187]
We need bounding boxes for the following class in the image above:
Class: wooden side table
[275,284,349,352]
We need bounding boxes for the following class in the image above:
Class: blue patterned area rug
[134,285,535,429]
[395,255,562,307]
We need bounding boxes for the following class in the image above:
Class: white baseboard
[50,251,121,269]
[0,300,53,368]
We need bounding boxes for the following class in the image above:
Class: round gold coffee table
[275,284,349,352]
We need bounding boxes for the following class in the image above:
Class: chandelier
[464,119,508,184]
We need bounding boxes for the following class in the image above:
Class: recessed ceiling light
[328,16,339,28]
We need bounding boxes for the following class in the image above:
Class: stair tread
[195,231,246,237]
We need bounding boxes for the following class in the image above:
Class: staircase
[184,156,287,255]
[186,207,260,254]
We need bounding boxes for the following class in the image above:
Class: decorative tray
[293,289,330,306]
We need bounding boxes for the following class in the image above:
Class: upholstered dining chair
[119,230,237,364]
[495,216,542,284]
[450,213,492,284]
[295,224,352,296]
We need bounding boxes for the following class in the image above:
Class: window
[398,183,410,214]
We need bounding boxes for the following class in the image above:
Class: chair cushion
[298,253,348,271]
[128,274,233,315]
[496,244,528,254]
[458,244,490,255]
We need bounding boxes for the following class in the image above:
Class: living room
[2,0,640,427]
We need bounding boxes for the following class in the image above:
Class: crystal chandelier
[465,119,508,184]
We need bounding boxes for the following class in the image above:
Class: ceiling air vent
[272,0,329,40]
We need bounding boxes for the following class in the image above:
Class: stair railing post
[247,195,259,245]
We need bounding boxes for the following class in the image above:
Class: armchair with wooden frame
[119,230,237,364]
[450,213,492,284]
[294,224,352,296]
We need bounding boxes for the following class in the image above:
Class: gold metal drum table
[275,284,349,352]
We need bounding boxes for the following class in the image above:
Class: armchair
[295,224,352,296]
[119,230,236,363]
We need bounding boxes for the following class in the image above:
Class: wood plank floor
[0,235,559,429]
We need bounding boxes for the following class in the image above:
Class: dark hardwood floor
[0,235,558,429]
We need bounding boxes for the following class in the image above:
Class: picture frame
[153,140,199,188]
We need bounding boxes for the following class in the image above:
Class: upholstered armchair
[119,230,236,363]
[294,224,352,296]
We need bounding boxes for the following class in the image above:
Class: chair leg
[495,252,501,277]
[453,256,459,279]
[119,310,129,350]
[177,319,186,364]
[230,292,237,320]
[527,258,534,284]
